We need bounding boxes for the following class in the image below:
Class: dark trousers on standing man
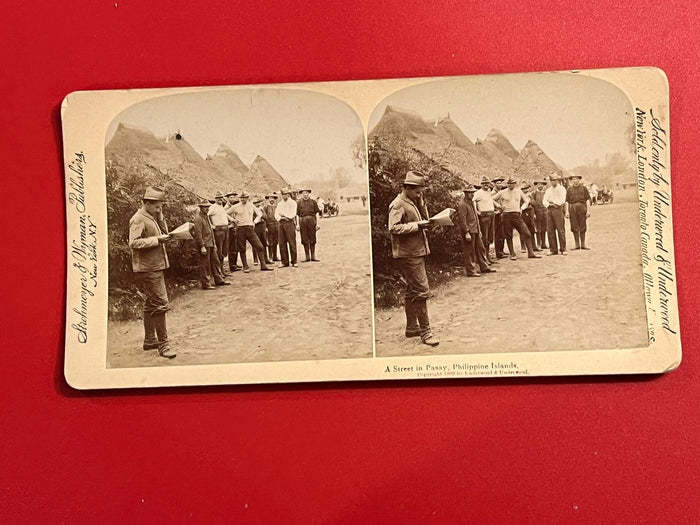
[546,205,567,254]
[277,219,297,266]
[200,246,226,288]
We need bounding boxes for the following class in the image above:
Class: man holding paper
[388,171,439,347]
[128,186,176,359]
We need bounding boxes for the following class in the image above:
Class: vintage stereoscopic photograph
[368,74,650,356]
[104,88,373,367]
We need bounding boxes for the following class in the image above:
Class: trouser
[278,219,297,265]
[397,256,433,338]
[534,207,548,248]
[253,223,270,263]
[227,227,240,270]
[138,270,170,348]
[266,221,279,260]
[200,246,226,287]
[462,232,489,273]
[213,227,228,268]
[569,202,588,232]
[237,225,269,270]
[299,215,318,260]
[478,211,495,259]
[546,206,567,253]
[494,212,506,255]
[521,208,537,250]
[502,211,536,257]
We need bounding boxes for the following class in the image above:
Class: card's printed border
[62,67,680,389]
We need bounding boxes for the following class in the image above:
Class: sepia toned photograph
[368,74,650,356]
[62,69,679,388]
[103,89,373,367]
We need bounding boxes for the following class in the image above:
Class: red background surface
[1,1,699,522]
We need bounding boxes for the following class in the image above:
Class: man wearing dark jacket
[193,200,230,289]
[457,183,495,277]
[128,186,176,359]
[388,171,439,346]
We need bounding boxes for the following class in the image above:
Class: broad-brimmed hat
[462,183,478,193]
[197,199,211,207]
[281,187,292,195]
[214,190,225,199]
[491,176,505,183]
[225,190,238,197]
[298,189,312,194]
[479,175,492,185]
[534,180,546,185]
[265,194,278,199]
[522,184,532,192]
[506,178,517,185]
[143,186,166,201]
[239,191,250,199]
[569,174,582,180]
[403,170,427,186]
[549,172,562,181]
[253,197,263,204]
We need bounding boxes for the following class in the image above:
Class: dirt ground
[374,196,650,357]
[108,214,374,367]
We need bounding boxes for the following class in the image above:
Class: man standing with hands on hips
[128,186,176,359]
[388,171,439,347]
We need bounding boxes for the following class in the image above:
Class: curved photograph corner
[368,73,649,357]
[105,88,373,367]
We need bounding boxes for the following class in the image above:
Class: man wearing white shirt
[208,190,230,273]
[492,178,540,260]
[473,175,497,264]
[275,188,298,267]
[229,192,273,272]
[542,173,569,255]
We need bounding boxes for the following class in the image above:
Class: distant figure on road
[543,172,568,256]
[388,171,439,346]
[128,186,176,359]
[566,174,592,250]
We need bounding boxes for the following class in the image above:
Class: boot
[573,232,581,250]
[581,231,589,249]
[259,249,274,271]
[240,251,250,273]
[302,245,311,262]
[142,313,158,350]
[153,314,176,359]
[416,300,439,346]
[229,251,240,272]
[404,300,420,338]
[506,239,516,260]
[526,237,540,258]
[310,244,319,262]
[539,232,548,250]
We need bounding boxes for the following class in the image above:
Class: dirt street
[108,214,374,367]
[375,198,649,357]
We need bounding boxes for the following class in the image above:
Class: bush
[368,136,466,308]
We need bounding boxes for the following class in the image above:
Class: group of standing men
[128,185,323,359]
[389,170,592,347]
